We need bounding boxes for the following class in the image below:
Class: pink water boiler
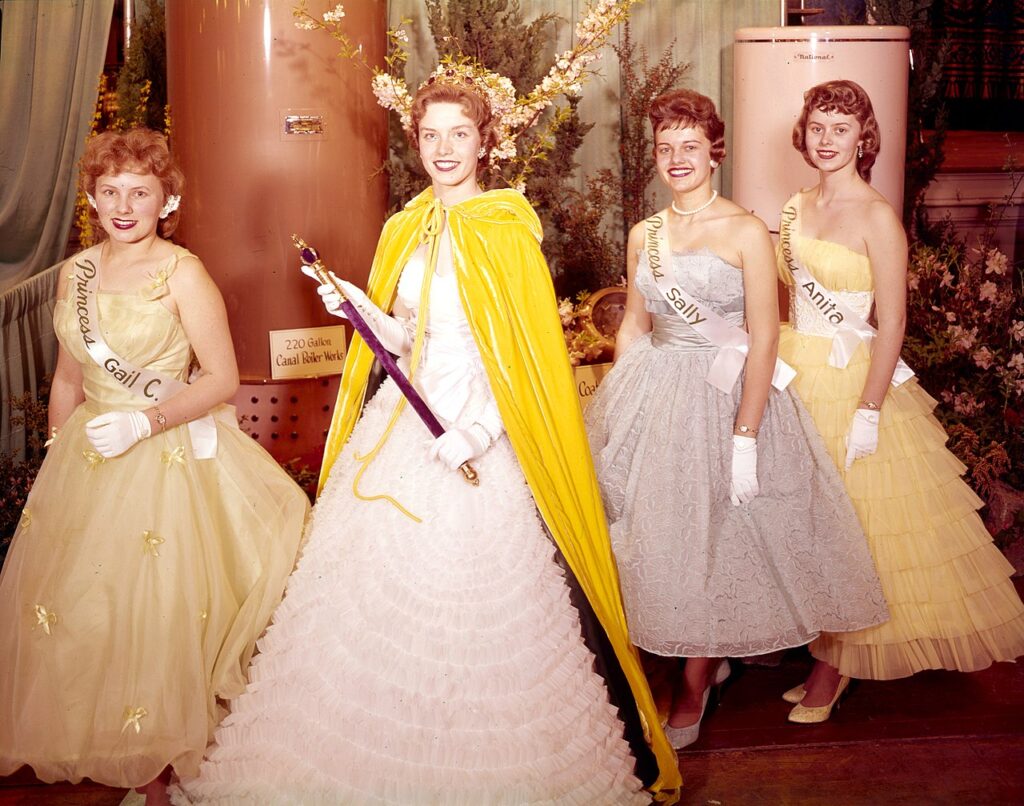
[732,26,910,233]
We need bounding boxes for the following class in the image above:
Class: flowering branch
[294,0,641,188]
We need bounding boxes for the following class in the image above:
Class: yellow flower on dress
[121,706,148,735]
[33,605,57,635]
[83,450,106,467]
[142,530,165,557]
[161,446,186,466]
[141,268,170,301]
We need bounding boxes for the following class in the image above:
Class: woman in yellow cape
[175,81,679,805]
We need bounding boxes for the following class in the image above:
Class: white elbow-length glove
[428,402,504,471]
[845,408,880,469]
[85,410,152,458]
[730,435,759,506]
[301,266,412,356]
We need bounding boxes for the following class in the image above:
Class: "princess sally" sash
[644,211,795,394]
[71,254,218,458]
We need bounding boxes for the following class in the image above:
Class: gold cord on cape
[348,199,446,522]
[318,187,682,802]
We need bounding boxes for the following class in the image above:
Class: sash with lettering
[71,254,218,458]
[644,210,795,394]
[778,201,914,387]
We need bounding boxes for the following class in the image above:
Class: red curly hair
[648,89,727,166]
[80,128,184,239]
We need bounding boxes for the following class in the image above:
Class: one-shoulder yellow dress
[0,245,308,787]
[777,199,1024,680]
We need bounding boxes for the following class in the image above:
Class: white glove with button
[844,408,880,469]
[427,402,504,471]
[730,434,759,506]
[85,410,152,458]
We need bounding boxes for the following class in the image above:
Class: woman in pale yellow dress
[776,80,1024,722]
[0,129,307,803]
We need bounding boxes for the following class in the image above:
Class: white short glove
[300,266,412,356]
[85,410,152,458]
[730,434,759,506]
[845,408,880,469]
[427,402,504,471]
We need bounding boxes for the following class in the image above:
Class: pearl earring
[710,160,719,169]
[857,144,864,160]
[86,192,97,210]
[159,195,181,220]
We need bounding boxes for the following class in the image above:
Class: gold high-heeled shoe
[787,676,850,724]
[781,683,806,704]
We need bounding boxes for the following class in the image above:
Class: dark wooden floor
[4,582,1023,805]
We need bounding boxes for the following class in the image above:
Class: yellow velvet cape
[318,187,680,801]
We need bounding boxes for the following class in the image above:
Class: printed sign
[574,362,612,411]
[269,326,347,380]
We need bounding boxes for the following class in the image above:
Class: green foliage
[115,0,167,132]
[530,22,689,295]
[867,0,948,238]
[425,0,556,94]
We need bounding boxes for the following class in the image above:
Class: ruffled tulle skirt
[779,326,1024,679]
[0,403,308,787]
[171,380,648,805]
[584,335,888,657]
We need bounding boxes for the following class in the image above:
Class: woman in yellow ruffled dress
[776,80,1024,722]
[0,129,308,803]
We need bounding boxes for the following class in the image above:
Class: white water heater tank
[732,26,910,232]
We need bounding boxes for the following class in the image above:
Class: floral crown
[295,0,639,186]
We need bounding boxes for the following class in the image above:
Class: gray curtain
[0,0,115,294]
[1,264,59,458]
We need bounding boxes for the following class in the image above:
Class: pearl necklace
[671,190,718,216]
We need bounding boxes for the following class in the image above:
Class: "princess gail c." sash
[72,255,218,458]
[778,202,914,387]
[644,210,795,394]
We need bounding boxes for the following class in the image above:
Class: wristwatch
[735,424,758,436]
[153,408,168,432]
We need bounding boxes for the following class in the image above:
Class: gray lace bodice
[635,248,745,351]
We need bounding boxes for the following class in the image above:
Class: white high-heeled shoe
[664,659,731,750]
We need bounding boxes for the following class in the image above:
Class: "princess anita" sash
[71,255,218,459]
[778,202,914,387]
[644,210,795,394]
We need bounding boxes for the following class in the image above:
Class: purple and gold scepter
[293,235,479,486]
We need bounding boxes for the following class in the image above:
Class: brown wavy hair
[648,89,727,166]
[793,79,880,182]
[80,128,184,239]
[409,81,497,175]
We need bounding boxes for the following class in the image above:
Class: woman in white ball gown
[172,79,679,804]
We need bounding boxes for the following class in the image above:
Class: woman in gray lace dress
[585,89,888,749]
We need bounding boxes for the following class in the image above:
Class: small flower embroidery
[34,605,57,635]
[121,706,148,735]
[142,530,165,557]
[83,450,106,468]
[161,446,186,467]
[141,268,171,301]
